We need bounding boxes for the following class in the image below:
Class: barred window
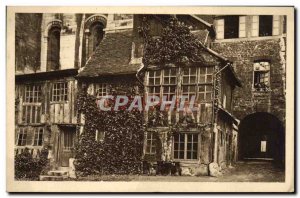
[52,82,68,102]
[24,85,42,103]
[16,128,27,146]
[33,127,44,146]
[146,132,156,155]
[174,133,198,160]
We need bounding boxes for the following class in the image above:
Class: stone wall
[211,37,286,124]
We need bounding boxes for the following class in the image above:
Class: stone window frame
[252,15,281,37]
[145,132,156,155]
[84,15,107,63]
[252,61,271,92]
[173,133,199,160]
[51,81,68,102]
[46,22,62,71]
[215,16,246,40]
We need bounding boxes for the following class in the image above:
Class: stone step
[47,170,69,177]
[39,175,68,181]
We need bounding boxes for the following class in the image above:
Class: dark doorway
[59,126,76,167]
[238,113,285,166]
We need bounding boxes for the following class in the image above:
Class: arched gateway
[238,112,285,166]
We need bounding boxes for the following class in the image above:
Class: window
[146,132,156,155]
[22,105,41,123]
[182,68,197,100]
[163,68,177,101]
[86,22,104,60]
[224,16,239,39]
[253,61,270,91]
[95,83,108,98]
[33,127,44,146]
[252,15,280,37]
[16,128,27,146]
[216,16,245,39]
[47,26,61,71]
[198,67,213,102]
[174,133,198,160]
[24,84,42,103]
[259,15,273,37]
[148,70,161,98]
[52,82,68,102]
[22,84,42,124]
[95,130,105,142]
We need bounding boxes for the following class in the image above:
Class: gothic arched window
[86,22,104,60]
[47,26,61,71]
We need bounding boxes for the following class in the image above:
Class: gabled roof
[77,30,140,78]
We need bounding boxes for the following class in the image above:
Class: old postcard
[6,6,294,192]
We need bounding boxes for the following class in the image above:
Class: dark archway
[238,112,285,166]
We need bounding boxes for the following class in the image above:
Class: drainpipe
[136,62,145,85]
[212,62,231,163]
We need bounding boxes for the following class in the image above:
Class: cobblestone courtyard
[75,160,285,182]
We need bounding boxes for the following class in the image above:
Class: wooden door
[60,127,76,167]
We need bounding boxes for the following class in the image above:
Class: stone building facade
[16,13,274,177]
[211,15,286,164]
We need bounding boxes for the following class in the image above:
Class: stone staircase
[39,167,69,181]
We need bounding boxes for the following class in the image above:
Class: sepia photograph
[6,6,294,192]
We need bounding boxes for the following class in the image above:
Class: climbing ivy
[74,89,145,176]
[138,16,207,66]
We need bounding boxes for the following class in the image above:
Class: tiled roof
[77,30,140,78]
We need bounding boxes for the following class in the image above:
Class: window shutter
[239,16,246,38]
[273,15,280,36]
[216,19,224,39]
[252,16,259,37]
